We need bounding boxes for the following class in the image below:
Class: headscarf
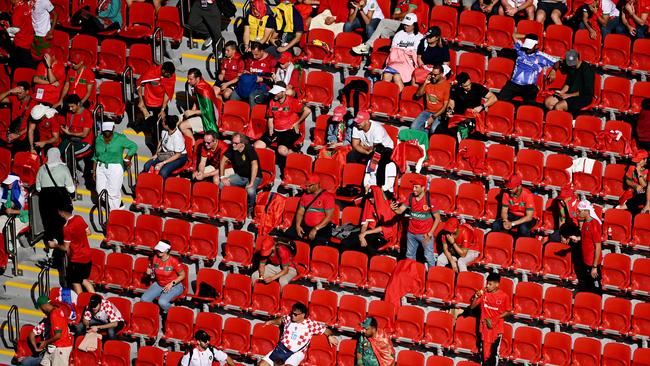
[46,147,65,167]
[577,200,601,224]
[251,0,267,17]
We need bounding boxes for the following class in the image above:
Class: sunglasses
[291,312,303,317]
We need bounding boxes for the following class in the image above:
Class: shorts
[66,261,92,284]
[261,129,299,148]
[565,95,593,115]
[537,1,568,16]
[262,349,306,366]
[186,116,204,133]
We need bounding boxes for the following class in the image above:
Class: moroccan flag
[194,79,220,133]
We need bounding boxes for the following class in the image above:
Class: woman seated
[143,116,188,179]
[382,13,422,91]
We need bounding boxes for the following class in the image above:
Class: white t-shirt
[32,0,54,37]
[364,161,397,192]
[352,121,395,149]
[601,0,620,18]
[160,129,187,154]
[275,63,294,85]
[391,30,423,51]
[180,347,228,366]
[363,0,385,20]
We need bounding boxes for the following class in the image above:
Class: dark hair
[431,64,444,73]
[59,202,74,213]
[63,94,81,106]
[88,294,103,309]
[204,131,218,140]
[16,81,31,91]
[188,68,202,78]
[232,132,250,144]
[365,317,378,328]
[486,272,501,283]
[456,72,470,85]
[225,40,238,50]
[559,222,580,239]
[164,115,179,130]
[426,26,441,39]
[195,330,211,343]
[292,302,308,315]
[161,61,176,75]
[250,41,264,51]
[525,33,539,41]
[642,98,650,111]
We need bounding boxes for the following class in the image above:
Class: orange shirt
[424,80,450,113]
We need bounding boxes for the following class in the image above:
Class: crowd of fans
[0,0,649,364]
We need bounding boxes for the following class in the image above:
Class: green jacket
[92,132,137,168]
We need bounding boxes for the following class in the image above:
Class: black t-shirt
[417,39,451,66]
[564,62,595,98]
[224,144,262,179]
[450,83,489,114]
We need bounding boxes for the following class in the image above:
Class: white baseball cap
[402,13,417,26]
[101,122,115,132]
[154,241,171,252]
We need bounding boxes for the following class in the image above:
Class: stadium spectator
[599,0,624,37]
[566,0,601,40]
[251,236,298,288]
[47,202,94,294]
[141,240,186,313]
[259,302,338,366]
[75,294,124,340]
[341,186,399,256]
[32,295,72,366]
[69,0,121,33]
[310,0,347,33]
[192,131,228,184]
[344,0,384,38]
[326,105,354,148]
[469,273,512,366]
[215,41,245,100]
[179,68,220,140]
[363,144,397,195]
[93,121,137,211]
[56,54,95,109]
[411,64,450,134]
[449,72,497,115]
[434,0,473,10]
[10,0,35,69]
[638,99,650,150]
[390,174,442,268]
[135,61,176,154]
[347,111,394,165]
[181,330,235,366]
[28,104,61,153]
[269,0,305,57]
[492,174,537,238]
[0,82,35,152]
[274,52,299,97]
[31,0,56,58]
[535,0,567,25]
[414,26,450,85]
[351,0,418,55]
[356,317,395,365]
[218,133,261,217]
[284,174,335,246]
[232,42,276,106]
[59,94,93,160]
[620,0,649,38]
[544,50,595,115]
[473,0,503,15]
[143,116,188,179]
[498,34,559,105]
[20,318,49,366]
[35,148,74,248]
[501,0,535,20]
[33,51,65,106]
[620,149,649,216]
[0,174,29,235]
[254,81,311,170]
[242,0,276,50]
[576,200,603,294]
[436,218,480,273]
[187,0,223,51]
[549,184,580,242]
[382,13,422,91]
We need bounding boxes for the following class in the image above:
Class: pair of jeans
[406,231,437,268]
[411,111,441,134]
[491,212,537,238]
[141,281,184,313]
[343,17,381,39]
[143,154,188,179]
[601,16,625,38]
[220,174,262,214]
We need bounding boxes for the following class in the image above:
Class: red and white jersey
[280,315,326,352]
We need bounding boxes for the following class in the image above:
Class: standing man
[59,94,93,159]
[576,200,603,294]
[411,64,450,134]
[259,302,338,366]
[492,174,537,238]
[390,174,441,268]
[33,295,73,366]
[218,133,262,217]
[136,61,176,154]
[75,294,124,340]
[181,330,235,366]
[188,0,223,51]
[10,0,35,68]
[179,68,220,140]
[92,122,137,211]
[347,111,394,165]
[31,0,57,58]
[284,174,335,246]
[498,34,559,105]
[356,317,395,366]
[469,273,512,366]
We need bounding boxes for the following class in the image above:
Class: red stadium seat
[304,334,336,366]
[49,30,69,62]
[515,149,544,185]
[601,297,632,335]
[603,208,632,244]
[573,115,602,150]
[367,300,395,332]
[189,268,223,304]
[161,177,191,213]
[102,253,133,290]
[602,253,631,291]
[337,295,366,331]
[222,273,252,311]
[393,305,424,343]
[573,29,601,64]
[485,57,514,91]
[517,20,544,46]
[572,337,602,366]
[423,310,453,348]
[633,348,650,366]
[541,332,571,366]
[97,80,126,119]
[156,6,183,43]
[221,317,251,354]
[250,281,280,316]
[337,164,365,203]
[429,6,457,40]
[602,120,632,155]
[104,210,135,247]
[102,340,131,366]
[457,11,486,46]
[304,71,334,108]
[543,25,573,57]
[398,85,424,121]
[218,186,247,223]
[134,346,164,366]
[486,15,515,49]
[107,297,131,335]
[631,38,650,73]
[119,2,155,39]
[165,352,184,366]
[127,44,153,77]
[426,356,454,366]
[482,232,514,269]
[367,255,397,292]
[425,134,456,171]
[71,335,101,366]
[134,173,163,209]
[303,29,335,64]
[131,214,162,251]
[370,81,400,117]
[283,153,313,188]
[511,326,542,363]
[223,230,254,268]
[188,223,219,261]
[512,237,542,274]
[485,143,515,179]
[600,77,631,112]
[453,271,484,306]
[428,178,456,214]
[70,35,98,69]
[572,292,602,330]
[514,105,544,141]
[600,164,625,201]
[424,266,455,304]
[250,323,280,356]
[367,38,392,73]
[161,218,190,255]
[631,81,650,113]
[162,306,194,343]
[280,284,309,315]
[573,160,602,196]
[457,52,486,84]
[513,281,543,319]
[485,101,515,137]
[631,302,650,338]
[310,246,339,282]
[543,154,573,188]
[602,343,631,366]
[602,35,631,70]
[12,152,40,186]
[338,251,368,288]
[220,100,250,135]
[456,139,486,175]
[12,68,35,87]
[309,289,338,325]
[332,32,363,69]
[98,39,127,75]
[542,242,573,280]
[453,316,478,353]
[313,157,341,193]
[130,302,160,340]
[256,147,276,189]
[130,257,151,294]
[337,339,356,366]
[542,286,572,324]
[631,258,650,295]
[189,182,219,219]
[0,148,9,181]
[543,110,573,146]
[456,182,485,219]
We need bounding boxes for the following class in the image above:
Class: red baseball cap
[278,52,293,64]
[442,218,460,233]
[632,149,648,163]
[305,173,320,187]
[258,236,275,257]
[409,175,427,187]
[332,106,347,122]
[505,174,523,189]
[354,111,371,124]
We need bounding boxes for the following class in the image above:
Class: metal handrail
[92,104,104,139]
[6,305,18,348]
[122,66,136,123]
[184,81,192,111]
[64,141,78,188]
[96,189,110,232]
[28,190,44,244]
[206,38,225,81]
[126,153,139,195]
[36,264,49,299]
[180,0,194,48]
[152,27,164,65]
[3,216,21,276]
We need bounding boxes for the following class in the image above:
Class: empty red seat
[310,246,339,282]
[134,173,163,209]
[165,352,184,366]
[453,316,478,353]
[98,80,126,119]
[517,19,544,46]
[98,39,127,75]
[161,177,191,213]
[455,182,485,219]
[602,120,632,155]
[485,143,514,179]
[457,52,486,84]
[250,281,280,316]
[572,337,602,366]
[101,339,131,366]
[309,289,338,325]
[573,29,601,64]
[102,253,133,290]
[457,10,486,46]
[222,273,252,311]
[603,208,632,243]
[631,302,650,338]
[188,223,219,261]
[220,100,250,135]
[398,85,424,121]
[482,232,514,269]
[453,271,484,305]
[631,38,650,73]
[396,350,425,366]
[304,71,334,108]
[425,134,456,171]
[337,339,356,366]
[631,257,650,295]
[511,326,542,363]
[486,15,515,49]
[541,286,572,324]
[156,6,183,43]
[303,29,335,64]
[600,76,631,112]
[193,312,222,346]
[429,6,457,40]
[367,255,397,291]
[393,305,424,343]
[162,306,194,343]
[512,237,542,274]
[119,2,155,39]
[332,32,363,69]
[485,57,514,91]
[130,257,151,294]
[601,253,631,291]
[543,110,573,146]
[633,348,650,366]
[367,38,392,72]
[602,163,626,200]
[426,356,454,366]
[71,335,101,365]
[250,323,280,357]
[631,81,650,113]
[515,149,544,186]
[602,342,631,366]
[104,210,135,246]
[370,81,400,117]
[304,334,336,366]
[134,346,164,366]
[514,105,544,141]
[128,44,153,77]
[367,300,395,333]
[337,294,366,331]
[283,153,313,188]
[130,302,160,340]
[12,152,40,186]
[189,181,219,219]
[541,332,571,366]
[427,178,456,213]
[513,282,543,319]
[486,101,515,136]
[543,154,573,188]
[338,250,368,288]
[221,317,251,355]
[218,186,247,223]
[542,242,573,280]
[70,34,98,69]
[423,310,453,348]
[280,284,310,315]
[223,230,254,268]
[160,218,190,255]
[543,25,573,57]
[424,266,455,304]
[313,157,340,193]
[600,297,632,335]
[571,292,602,330]
[188,268,223,304]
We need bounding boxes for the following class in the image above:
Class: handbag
[156,151,175,162]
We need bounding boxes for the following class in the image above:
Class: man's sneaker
[201,38,213,51]
[352,43,370,55]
